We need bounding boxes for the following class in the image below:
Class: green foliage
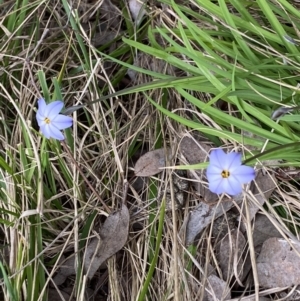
[1,0,300,299]
[96,0,300,166]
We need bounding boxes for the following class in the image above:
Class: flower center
[221,170,230,178]
[44,117,51,124]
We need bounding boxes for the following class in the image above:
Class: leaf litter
[134,148,173,177]
[53,204,129,284]
[179,136,277,243]
[34,1,300,298]
[130,134,298,298]
[176,135,300,298]
[84,203,129,279]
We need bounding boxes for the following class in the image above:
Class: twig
[122,180,128,205]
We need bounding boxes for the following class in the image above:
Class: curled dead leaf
[184,201,239,245]
[53,256,76,286]
[134,148,173,177]
[179,136,210,165]
[84,204,129,279]
[52,205,129,284]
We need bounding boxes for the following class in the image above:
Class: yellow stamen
[44,117,51,124]
[221,170,230,178]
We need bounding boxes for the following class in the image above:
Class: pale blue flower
[36,98,73,140]
[206,149,255,196]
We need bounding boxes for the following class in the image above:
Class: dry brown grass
[1,0,300,300]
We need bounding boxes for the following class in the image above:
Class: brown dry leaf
[91,30,120,48]
[211,211,237,241]
[204,274,231,301]
[84,204,129,279]
[134,148,172,177]
[53,256,76,285]
[179,136,210,164]
[48,207,127,286]
[257,237,300,288]
[184,201,241,245]
[216,229,246,282]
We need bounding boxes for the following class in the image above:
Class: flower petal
[208,175,241,195]
[206,148,255,196]
[48,126,65,140]
[206,163,222,177]
[231,165,255,183]
[36,111,45,126]
[36,99,47,126]
[51,115,73,130]
[223,176,243,195]
[225,152,242,170]
[37,98,47,112]
[209,149,227,168]
[208,178,225,194]
[39,123,51,139]
[40,124,65,140]
[206,171,221,183]
[45,101,64,118]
